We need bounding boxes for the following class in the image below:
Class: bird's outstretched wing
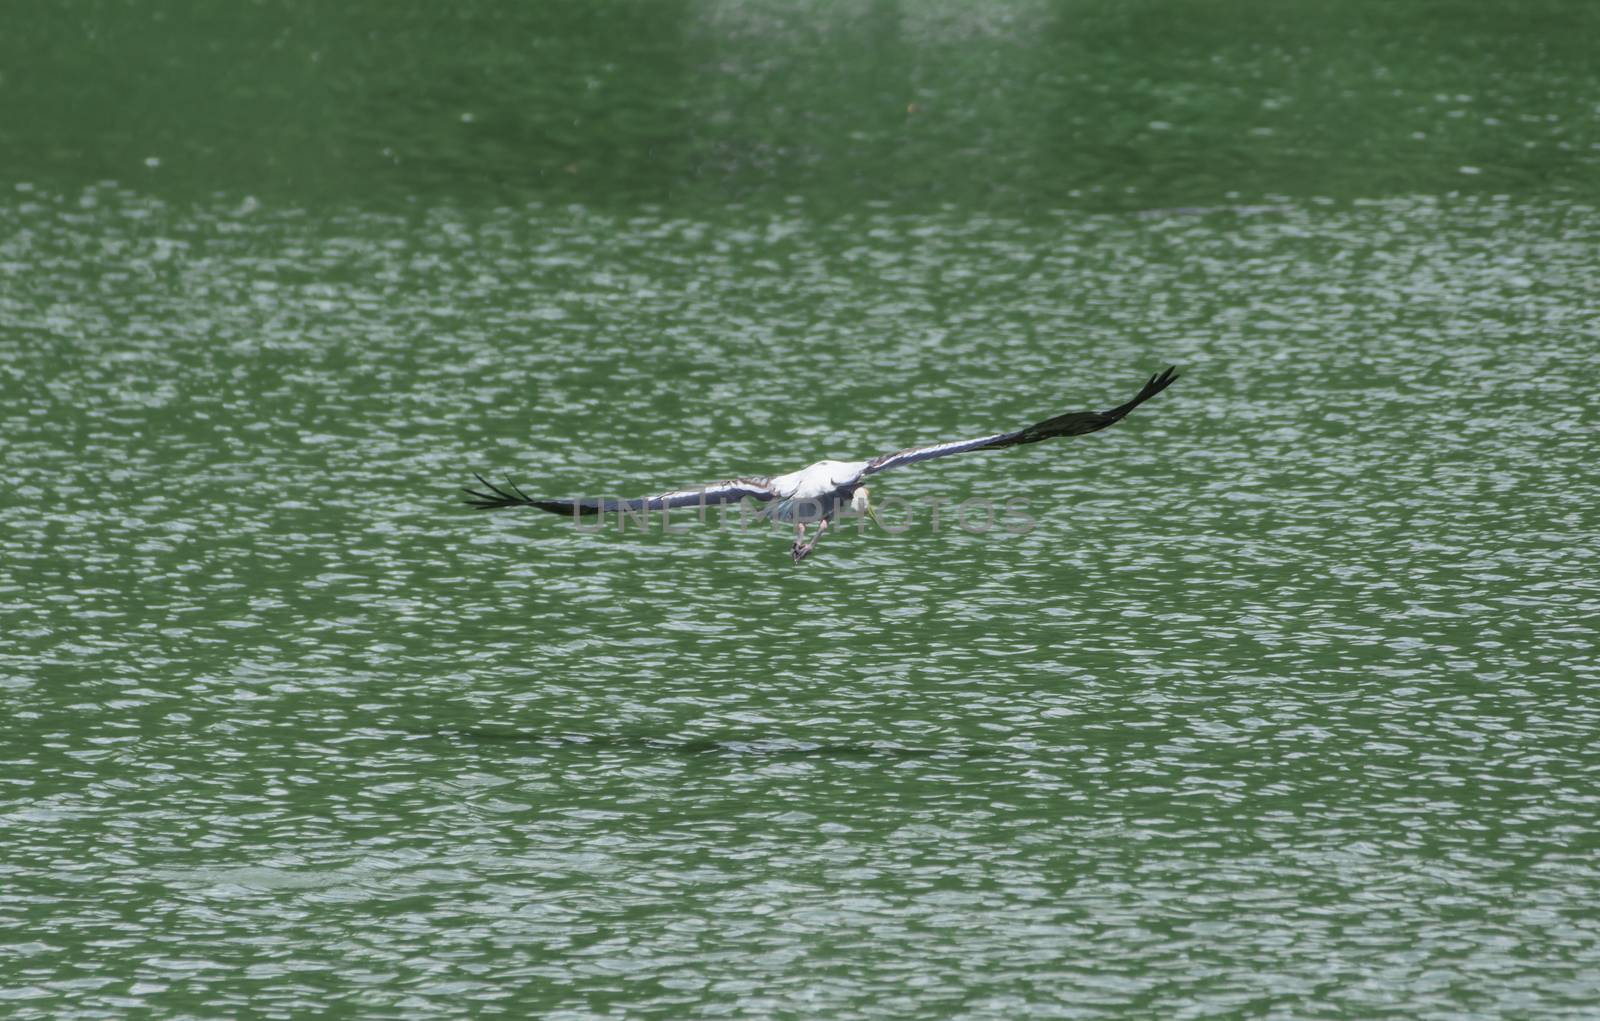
[463,474,776,515]
[861,366,1178,477]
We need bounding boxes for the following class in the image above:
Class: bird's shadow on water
[412,728,989,762]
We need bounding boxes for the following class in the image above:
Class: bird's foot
[791,540,812,563]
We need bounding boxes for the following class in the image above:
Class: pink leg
[793,519,829,562]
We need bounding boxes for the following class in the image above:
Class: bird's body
[764,460,868,523]
[466,366,1178,562]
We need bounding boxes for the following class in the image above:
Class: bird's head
[851,487,882,529]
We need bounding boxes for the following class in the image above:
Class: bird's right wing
[463,474,776,515]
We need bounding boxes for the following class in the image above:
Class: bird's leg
[791,522,808,562]
[793,519,829,563]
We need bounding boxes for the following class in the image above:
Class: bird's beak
[864,496,883,530]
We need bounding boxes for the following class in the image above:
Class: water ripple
[2,187,1598,1018]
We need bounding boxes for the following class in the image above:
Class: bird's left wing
[862,366,1178,477]
[463,474,776,515]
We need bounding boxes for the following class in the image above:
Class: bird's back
[771,459,869,501]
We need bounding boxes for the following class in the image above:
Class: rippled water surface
[5,3,1600,1018]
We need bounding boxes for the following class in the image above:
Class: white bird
[466,366,1178,562]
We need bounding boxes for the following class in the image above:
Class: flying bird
[465,366,1178,562]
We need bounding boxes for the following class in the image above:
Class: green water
[3,2,1599,1018]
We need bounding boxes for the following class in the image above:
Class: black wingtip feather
[461,473,606,515]
[1014,364,1179,442]
[1117,364,1178,416]
[505,478,535,503]
[462,471,539,510]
